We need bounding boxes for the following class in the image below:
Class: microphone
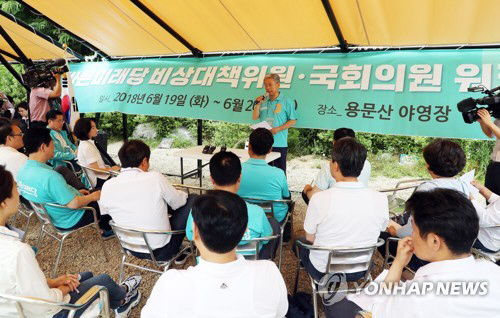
[46,58,66,68]
[255,93,269,104]
[457,97,477,112]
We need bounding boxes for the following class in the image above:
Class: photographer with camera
[478,108,500,195]
[28,72,61,126]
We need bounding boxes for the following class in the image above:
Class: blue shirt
[185,201,273,253]
[238,158,290,222]
[48,129,77,168]
[257,92,297,148]
[17,160,84,229]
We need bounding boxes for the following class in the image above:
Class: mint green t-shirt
[185,201,272,253]
[257,92,297,148]
[238,158,290,222]
[17,160,84,229]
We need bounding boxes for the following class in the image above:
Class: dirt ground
[13,146,423,317]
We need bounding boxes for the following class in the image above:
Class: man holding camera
[29,73,61,125]
[478,108,500,195]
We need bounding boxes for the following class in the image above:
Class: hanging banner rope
[69,49,500,139]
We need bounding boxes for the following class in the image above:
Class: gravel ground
[12,143,474,317]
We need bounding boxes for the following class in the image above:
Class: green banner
[69,49,500,139]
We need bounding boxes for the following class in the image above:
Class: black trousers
[485,161,500,196]
[271,147,288,174]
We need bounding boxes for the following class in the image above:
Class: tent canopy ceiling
[0,14,76,62]
[11,0,500,59]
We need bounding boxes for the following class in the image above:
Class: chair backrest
[173,184,209,195]
[297,239,384,283]
[236,234,280,260]
[109,220,185,265]
[0,285,110,318]
[241,197,294,220]
[76,161,119,189]
[28,201,52,226]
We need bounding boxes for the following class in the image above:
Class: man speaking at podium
[252,73,297,174]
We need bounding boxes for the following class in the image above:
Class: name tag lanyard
[261,99,276,127]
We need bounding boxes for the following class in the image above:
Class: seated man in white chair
[302,128,372,204]
[302,127,371,204]
[99,140,197,263]
[470,180,500,258]
[296,137,388,282]
[142,190,288,317]
[327,189,500,318]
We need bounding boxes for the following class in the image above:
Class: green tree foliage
[0,65,26,105]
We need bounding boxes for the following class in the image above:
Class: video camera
[21,58,68,89]
[457,85,500,124]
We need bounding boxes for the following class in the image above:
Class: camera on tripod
[21,58,68,89]
[457,85,500,123]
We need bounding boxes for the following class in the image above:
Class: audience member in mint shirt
[16,127,113,239]
[252,73,297,174]
[238,128,291,224]
[186,151,279,260]
[46,109,78,169]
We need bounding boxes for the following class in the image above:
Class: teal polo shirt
[257,92,297,148]
[17,160,84,229]
[48,129,77,168]
[238,158,290,222]
[185,201,273,253]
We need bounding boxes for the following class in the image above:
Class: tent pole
[197,119,202,187]
[320,0,348,53]
[0,49,21,62]
[0,53,26,88]
[122,114,128,142]
[130,0,203,58]
[0,25,31,65]
[0,27,31,121]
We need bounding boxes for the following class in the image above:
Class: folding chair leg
[36,225,45,249]
[311,279,319,318]
[95,225,109,262]
[21,214,33,242]
[278,232,284,270]
[53,235,67,277]
[119,254,126,283]
[293,258,301,295]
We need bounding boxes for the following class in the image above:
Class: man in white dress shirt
[99,140,196,262]
[297,137,388,282]
[0,120,27,179]
[326,189,500,318]
[142,190,288,318]
[302,128,371,204]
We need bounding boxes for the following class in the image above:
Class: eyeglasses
[10,133,24,137]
